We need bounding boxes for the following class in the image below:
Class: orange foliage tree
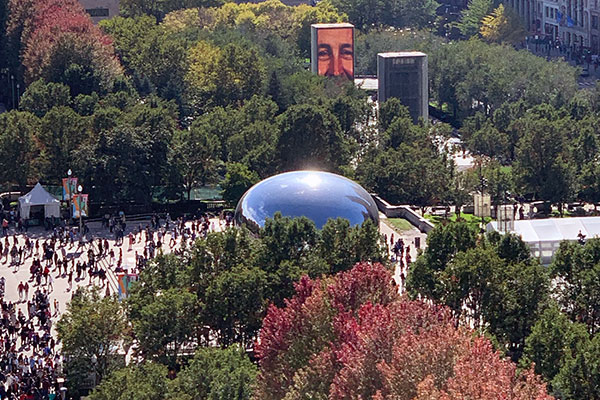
[255,262,554,400]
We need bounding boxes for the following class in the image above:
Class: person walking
[2,218,9,236]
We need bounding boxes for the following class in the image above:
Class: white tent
[487,216,600,264]
[18,183,61,219]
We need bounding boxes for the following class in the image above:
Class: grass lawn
[424,212,492,228]
[387,218,415,232]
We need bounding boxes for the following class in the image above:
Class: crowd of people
[0,210,228,399]
[0,286,62,399]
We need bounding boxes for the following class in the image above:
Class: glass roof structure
[487,217,600,264]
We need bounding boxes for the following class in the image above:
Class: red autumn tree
[254,262,554,400]
[7,0,122,94]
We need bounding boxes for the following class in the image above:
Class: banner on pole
[72,194,88,218]
[117,273,139,300]
[62,177,78,201]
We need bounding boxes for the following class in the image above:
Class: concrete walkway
[379,213,428,293]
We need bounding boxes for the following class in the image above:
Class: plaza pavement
[0,218,224,340]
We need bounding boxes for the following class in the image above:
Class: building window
[593,14,599,28]
[86,8,109,17]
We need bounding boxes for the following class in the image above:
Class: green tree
[125,98,179,195]
[172,346,257,400]
[172,127,221,200]
[483,259,550,361]
[225,96,280,178]
[203,266,267,347]
[440,246,502,325]
[57,288,127,398]
[492,231,531,264]
[120,0,223,21]
[550,238,600,333]
[19,79,71,117]
[356,142,453,213]
[465,121,510,160]
[330,0,437,31]
[277,104,348,171]
[128,30,187,101]
[89,362,170,400]
[74,125,155,204]
[131,287,197,367]
[35,106,89,182]
[513,115,574,207]
[482,161,513,214]
[221,162,259,206]
[378,97,407,132]
[522,303,589,385]
[215,43,266,107]
[406,221,478,299]
[552,333,600,400]
[429,40,577,122]
[455,0,493,38]
[330,92,372,144]
[319,219,386,274]
[0,110,39,188]
[579,161,600,205]
[186,41,266,111]
[480,4,526,44]
[98,15,158,73]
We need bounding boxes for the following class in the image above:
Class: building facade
[377,52,428,124]
[507,0,594,51]
[78,0,120,23]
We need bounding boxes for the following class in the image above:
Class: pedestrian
[17,282,23,302]
[53,299,59,318]
[2,218,8,236]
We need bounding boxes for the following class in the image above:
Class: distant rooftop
[311,23,355,28]
[354,77,378,91]
[378,52,427,58]
[488,217,600,243]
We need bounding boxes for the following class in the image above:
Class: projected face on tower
[314,25,354,80]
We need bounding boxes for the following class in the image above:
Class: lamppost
[67,169,72,223]
[78,184,83,234]
[16,83,20,108]
[10,75,14,110]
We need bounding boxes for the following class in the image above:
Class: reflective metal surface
[235,170,379,231]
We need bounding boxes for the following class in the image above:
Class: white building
[79,0,120,23]
[487,216,600,264]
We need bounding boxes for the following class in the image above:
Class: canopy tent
[18,183,61,219]
[487,216,600,264]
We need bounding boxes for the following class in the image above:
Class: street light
[66,169,72,225]
[78,184,83,234]
[10,75,14,109]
